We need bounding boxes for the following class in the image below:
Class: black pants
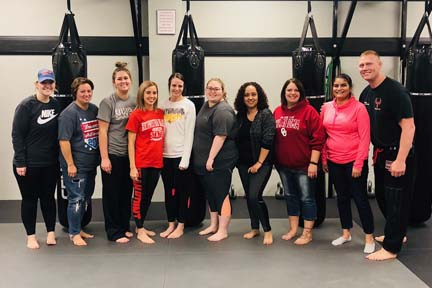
[13,165,58,235]
[374,148,414,254]
[199,168,232,215]
[161,157,191,223]
[237,163,272,232]
[132,167,160,229]
[327,160,374,234]
[101,155,133,241]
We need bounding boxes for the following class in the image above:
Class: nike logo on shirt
[37,109,58,124]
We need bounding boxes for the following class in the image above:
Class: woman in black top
[12,68,60,249]
[234,82,275,245]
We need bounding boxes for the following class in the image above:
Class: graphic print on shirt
[164,108,185,123]
[37,109,57,125]
[276,116,300,137]
[141,119,164,141]
[114,107,133,120]
[80,118,99,150]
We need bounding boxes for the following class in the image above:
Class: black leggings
[132,167,160,229]
[199,168,233,215]
[101,155,133,241]
[13,165,58,235]
[237,163,272,232]
[161,157,191,223]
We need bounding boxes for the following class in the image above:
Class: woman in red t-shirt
[126,80,164,244]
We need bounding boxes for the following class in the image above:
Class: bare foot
[136,228,156,237]
[167,225,184,239]
[199,225,217,236]
[294,232,312,245]
[375,235,407,243]
[71,234,87,246]
[115,237,130,244]
[27,235,40,249]
[46,231,56,245]
[137,229,155,244]
[366,248,397,261]
[125,231,133,238]
[281,230,297,241]
[80,230,94,239]
[243,230,260,239]
[207,231,228,242]
[160,224,175,238]
[263,231,273,245]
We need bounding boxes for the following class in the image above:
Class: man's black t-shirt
[359,77,413,147]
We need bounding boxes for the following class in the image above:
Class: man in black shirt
[358,50,415,261]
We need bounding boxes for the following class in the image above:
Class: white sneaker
[332,236,352,246]
[364,242,376,254]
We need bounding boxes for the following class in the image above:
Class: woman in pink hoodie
[321,73,375,254]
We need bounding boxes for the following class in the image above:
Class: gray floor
[0,219,429,288]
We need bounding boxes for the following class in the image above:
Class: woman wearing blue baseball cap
[12,68,60,249]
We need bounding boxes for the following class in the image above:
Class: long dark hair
[234,82,269,117]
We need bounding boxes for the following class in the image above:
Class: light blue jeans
[62,169,96,236]
[276,165,317,221]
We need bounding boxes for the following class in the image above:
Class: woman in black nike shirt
[12,68,60,249]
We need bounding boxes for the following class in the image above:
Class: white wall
[0,0,427,200]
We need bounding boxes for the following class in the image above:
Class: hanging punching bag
[172,10,206,227]
[292,12,326,228]
[405,12,432,224]
[172,13,205,112]
[52,10,91,229]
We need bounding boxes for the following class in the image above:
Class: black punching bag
[172,13,205,112]
[405,12,432,224]
[52,10,91,229]
[292,12,326,228]
[172,10,206,227]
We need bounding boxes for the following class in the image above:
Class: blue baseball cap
[37,68,55,82]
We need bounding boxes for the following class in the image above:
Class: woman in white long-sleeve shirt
[159,73,196,239]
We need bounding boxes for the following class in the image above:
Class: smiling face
[206,80,224,105]
[285,82,301,107]
[75,83,93,107]
[243,85,258,110]
[143,85,158,109]
[333,77,351,103]
[169,77,184,101]
[358,53,382,83]
[35,80,55,98]
[113,70,131,94]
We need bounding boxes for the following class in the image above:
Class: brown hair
[136,80,158,110]
[71,77,94,100]
[112,61,132,82]
[280,78,306,107]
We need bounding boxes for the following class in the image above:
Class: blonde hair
[360,50,381,60]
[112,61,132,82]
[136,80,158,110]
[206,77,227,99]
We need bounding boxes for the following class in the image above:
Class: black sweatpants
[132,167,161,229]
[13,165,58,235]
[237,163,272,232]
[374,148,414,254]
[161,157,191,223]
[101,155,133,241]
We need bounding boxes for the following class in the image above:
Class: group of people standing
[12,49,414,261]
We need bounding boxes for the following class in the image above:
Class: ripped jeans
[62,169,96,236]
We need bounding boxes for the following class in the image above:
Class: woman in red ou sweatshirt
[274,78,325,245]
[321,73,375,254]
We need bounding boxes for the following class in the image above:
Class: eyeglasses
[206,87,222,92]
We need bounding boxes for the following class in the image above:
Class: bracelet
[309,161,318,166]
[257,161,263,164]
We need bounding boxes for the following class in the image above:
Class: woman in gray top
[98,62,136,243]
[192,78,238,242]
